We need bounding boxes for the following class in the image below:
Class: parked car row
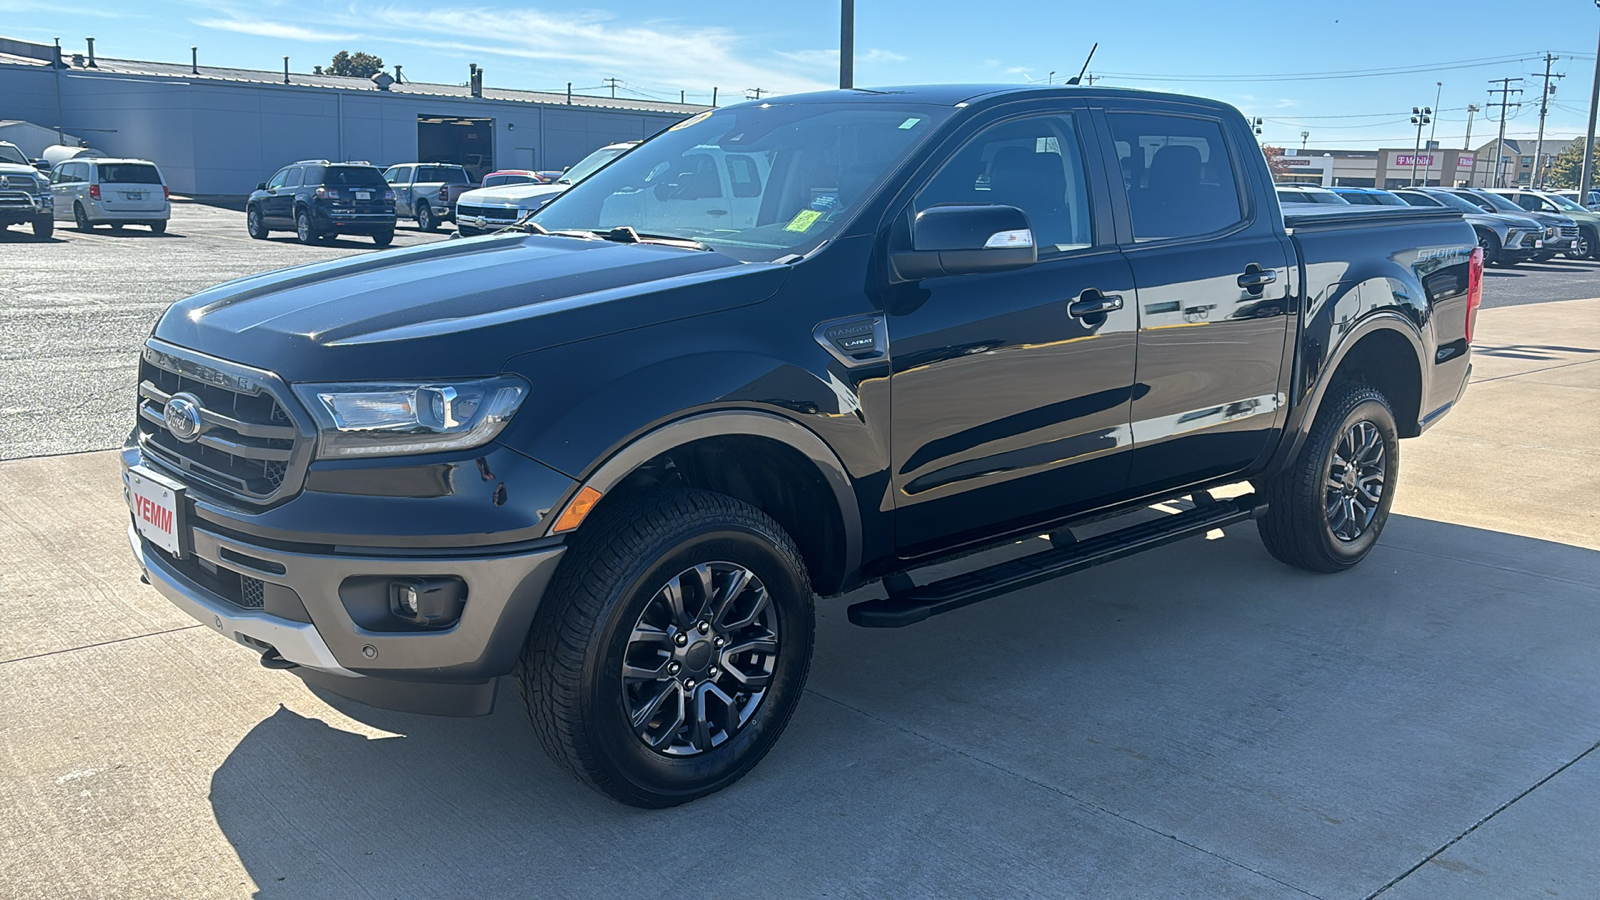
[2,140,175,240]
[1275,183,1600,267]
[453,142,637,237]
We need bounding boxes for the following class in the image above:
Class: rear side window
[726,155,763,198]
[324,166,386,187]
[915,112,1095,254]
[98,163,162,185]
[1342,193,1375,205]
[1109,113,1244,241]
[283,167,304,188]
[301,165,327,184]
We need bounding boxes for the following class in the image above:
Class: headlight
[293,376,528,458]
[1546,226,1557,238]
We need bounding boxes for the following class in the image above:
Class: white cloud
[777,48,907,66]
[195,17,364,43]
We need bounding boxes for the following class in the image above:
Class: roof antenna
[1065,43,1098,86]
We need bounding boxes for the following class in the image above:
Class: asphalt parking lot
[1,205,1598,898]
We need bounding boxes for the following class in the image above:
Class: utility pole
[746,88,767,100]
[1488,77,1524,187]
[1530,53,1564,188]
[1464,104,1480,185]
[840,0,854,89]
[604,77,621,98]
[1301,131,1310,150]
[1410,107,1432,186]
[1581,4,1600,205]
[1429,81,1442,148]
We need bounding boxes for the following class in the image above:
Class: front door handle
[1068,291,1124,318]
[1237,266,1278,289]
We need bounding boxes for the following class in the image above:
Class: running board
[848,493,1265,628]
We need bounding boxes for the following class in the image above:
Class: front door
[888,108,1140,556]
[1098,107,1293,493]
[260,167,292,226]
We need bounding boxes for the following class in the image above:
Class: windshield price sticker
[899,117,922,130]
[785,209,824,232]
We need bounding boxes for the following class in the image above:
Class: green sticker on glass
[899,117,922,130]
[785,209,823,232]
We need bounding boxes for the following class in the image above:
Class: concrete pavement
[1,299,1596,899]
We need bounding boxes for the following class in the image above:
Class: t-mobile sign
[1394,154,1436,167]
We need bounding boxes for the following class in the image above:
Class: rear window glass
[483,173,536,187]
[98,164,162,185]
[419,166,470,183]
[322,166,387,187]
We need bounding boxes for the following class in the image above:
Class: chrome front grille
[134,342,311,505]
[457,204,518,222]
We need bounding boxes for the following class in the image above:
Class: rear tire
[149,220,166,235]
[371,228,394,247]
[517,488,814,808]
[74,203,92,231]
[32,217,52,240]
[416,203,437,232]
[295,209,318,245]
[1255,384,1399,573]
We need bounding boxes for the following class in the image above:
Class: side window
[1108,112,1244,241]
[726,154,762,198]
[672,154,723,200]
[385,166,411,184]
[283,167,304,188]
[267,168,290,190]
[914,112,1094,254]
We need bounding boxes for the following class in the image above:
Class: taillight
[162,185,169,200]
[384,189,395,202]
[438,185,448,202]
[316,187,340,199]
[89,184,100,200]
[1465,246,1484,343]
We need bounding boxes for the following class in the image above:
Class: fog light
[388,577,466,627]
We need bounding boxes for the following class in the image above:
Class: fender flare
[1269,311,1427,473]
[545,410,863,586]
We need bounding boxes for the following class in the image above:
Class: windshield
[1464,190,1524,214]
[1546,193,1586,211]
[1418,191,1481,213]
[534,102,957,262]
[556,146,631,185]
[0,144,28,166]
[484,173,536,187]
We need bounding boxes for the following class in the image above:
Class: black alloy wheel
[1476,229,1501,267]
[622,562,779,756]
[1324,420,1386,542]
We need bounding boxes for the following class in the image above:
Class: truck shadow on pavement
[208,514,1600,900]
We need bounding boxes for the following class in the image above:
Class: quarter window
[1108,113,1245,241]
[283,167,304,188]
[914,112,1094,254]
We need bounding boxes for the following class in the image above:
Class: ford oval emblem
[163,393,205,443]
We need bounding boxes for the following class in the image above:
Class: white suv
[50,158,170,233]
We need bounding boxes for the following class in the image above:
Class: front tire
[518,488,814,808]
[1255,384,1399,573]
[1476,229,1501,267]
[246,205,268,239]
[416,203,437,232]
[32,217,52,240]
[149,220,167,235]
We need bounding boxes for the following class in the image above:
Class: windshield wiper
[594,226,712,251]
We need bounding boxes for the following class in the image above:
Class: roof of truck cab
[730,84,1236,111]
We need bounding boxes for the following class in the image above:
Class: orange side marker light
[552,486,603,533]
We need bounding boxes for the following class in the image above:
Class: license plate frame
[127,465,189,558]
[355,191,371,200]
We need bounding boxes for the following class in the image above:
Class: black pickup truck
[123,85,1480,807]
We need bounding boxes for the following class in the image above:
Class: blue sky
[5,0,1600,151]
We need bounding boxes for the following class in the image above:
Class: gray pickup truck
[382,163,473,232]
[0,141,52,239]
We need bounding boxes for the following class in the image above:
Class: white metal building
[0,36,707,195]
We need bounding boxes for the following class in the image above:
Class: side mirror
[892,204,1038,281]
[256,182,268,191]
[32,159,49,171]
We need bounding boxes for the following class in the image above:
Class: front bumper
[0,191,49,223]
[122,452,568,715]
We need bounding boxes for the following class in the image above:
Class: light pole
[1301,130,1309,150]
[1582,0,1600,204]
[839,0,854,89]
[1411,107,1432,186]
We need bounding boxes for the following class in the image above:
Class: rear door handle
[1068,292,1124,318]
[1237,268,1278,289]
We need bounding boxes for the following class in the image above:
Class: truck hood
[458,183,567,206]
[153,233,791,382]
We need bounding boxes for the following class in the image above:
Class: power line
[1488,76,1525,186]
[1098,52,1550,83]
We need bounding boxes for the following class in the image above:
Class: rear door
[1096,104,1293,493]
[96,162,165,214]
[888,104,1140,555]
[385,166,415,215]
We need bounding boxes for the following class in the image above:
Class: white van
[50,158,170,232]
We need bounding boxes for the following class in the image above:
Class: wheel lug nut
[674,633,687,646]
[698,622,710,634]
[667,662,680,674]
[714,637,724,648]
[684,679,696,689]
[708,666,719,677]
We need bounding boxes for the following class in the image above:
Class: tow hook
[258,649,299,671]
